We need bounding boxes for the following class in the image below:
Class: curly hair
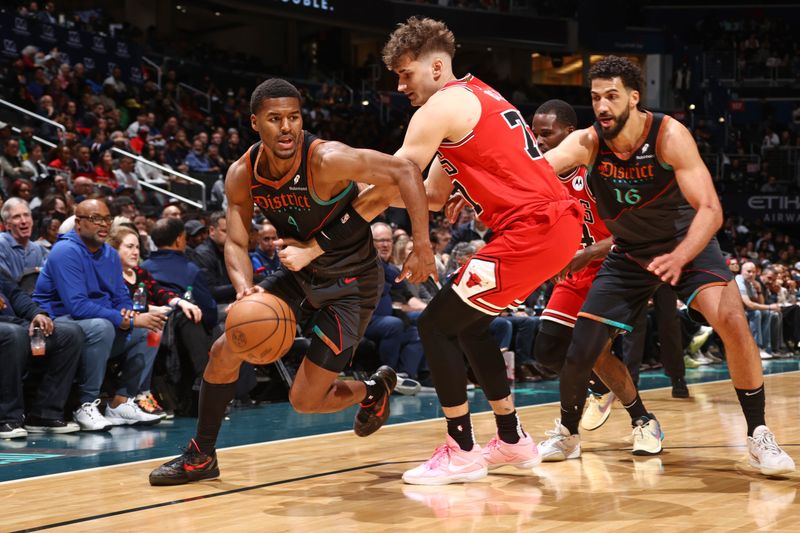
[382,17,456,70]
[589,56,644,91]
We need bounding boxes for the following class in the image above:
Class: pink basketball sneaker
[402,435,488,486]
[482,434,542,470]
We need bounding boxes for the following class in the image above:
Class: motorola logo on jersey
[253,192,312,211]
[572,176,585,191]
[596,160,654,181]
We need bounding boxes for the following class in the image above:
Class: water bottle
[133,282,147,312]
[182,285,194,303]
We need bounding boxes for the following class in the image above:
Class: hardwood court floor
[3,372,799,532]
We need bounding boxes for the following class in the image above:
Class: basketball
[224,292,296,364]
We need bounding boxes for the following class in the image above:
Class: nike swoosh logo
[745,388,763,396]
[343,277,357,284]
[184,457,212,472]
[447,461,480,473]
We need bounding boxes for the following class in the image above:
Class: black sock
[588,372,610,395]
[194,379,237,455]
[560,407,581,435]
[446,413,475,451]
[495,411,526,444]
[622,392,648,423]
[361,377,386,406]
[735,384,766,436]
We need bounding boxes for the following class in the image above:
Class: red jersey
[558,166,611,253]
[436,75,576,232]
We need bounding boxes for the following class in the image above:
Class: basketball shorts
[259,259,383,372]
[451,206,582,316]
[540,261,603,328]
[578,238,733,333]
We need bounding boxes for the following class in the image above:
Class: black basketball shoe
[149,439,220,486]
[354,366,397,437]
[671,377,690,398]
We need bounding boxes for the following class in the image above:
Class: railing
[177,82,211,114]
[0,100,207,209]
[142,56,163,89]
[0,98,66,139]
[111,147,207,210]
[9,127,56,149]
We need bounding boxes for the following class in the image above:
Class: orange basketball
[225,292,296,364]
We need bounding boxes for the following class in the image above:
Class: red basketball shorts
[540,261,602,328]
[451,209,582,316]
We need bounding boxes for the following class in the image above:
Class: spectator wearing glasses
[33,200,166,431]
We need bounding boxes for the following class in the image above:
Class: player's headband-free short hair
[250,78,302,115]
[534,99,578,129]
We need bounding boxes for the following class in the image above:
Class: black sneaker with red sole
[149,439,220,486]
[354,366,397,437]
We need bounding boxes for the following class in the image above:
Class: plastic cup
[147,329,162,348]
[31,327,46,356]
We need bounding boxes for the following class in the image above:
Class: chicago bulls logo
[466,271,484,288]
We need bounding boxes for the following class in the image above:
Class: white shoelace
[753,431,782,457]
[543,420,569,445]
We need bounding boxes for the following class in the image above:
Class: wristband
[315,205,369,253]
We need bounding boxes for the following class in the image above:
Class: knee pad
[533,323,572,373]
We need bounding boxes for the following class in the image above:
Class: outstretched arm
[647,118,723,285]
[543,127,596,175]
[312,142,435,282]
[223,159,256,297]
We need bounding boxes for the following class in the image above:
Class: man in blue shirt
[0,198,47,285]
[34,199,166,431]
[250,222,281,278]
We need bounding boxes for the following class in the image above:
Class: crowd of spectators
[0,2,799,439]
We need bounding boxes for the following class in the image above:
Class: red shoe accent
[183,457,212,472]
[374,397,388,417]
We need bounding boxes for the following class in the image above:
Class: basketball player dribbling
[528,99,664,460]
[149,79,436,486]
[543,56,794,476]
[279,17,584,485]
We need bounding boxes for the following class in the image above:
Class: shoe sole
[539,448,581,462]
[632,446,662,456]
[487,457,542,470]
[78,425,112,432]
[749,457,795,476]
[150,470,221,486]
[25,426,81,434]
[104,417,161,427]
[0,431,28,439]
[671,391,690,399]
[402,467,488,485]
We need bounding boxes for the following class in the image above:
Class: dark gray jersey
[588,112,696,257]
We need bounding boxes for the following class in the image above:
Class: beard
[598,105,631,141]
